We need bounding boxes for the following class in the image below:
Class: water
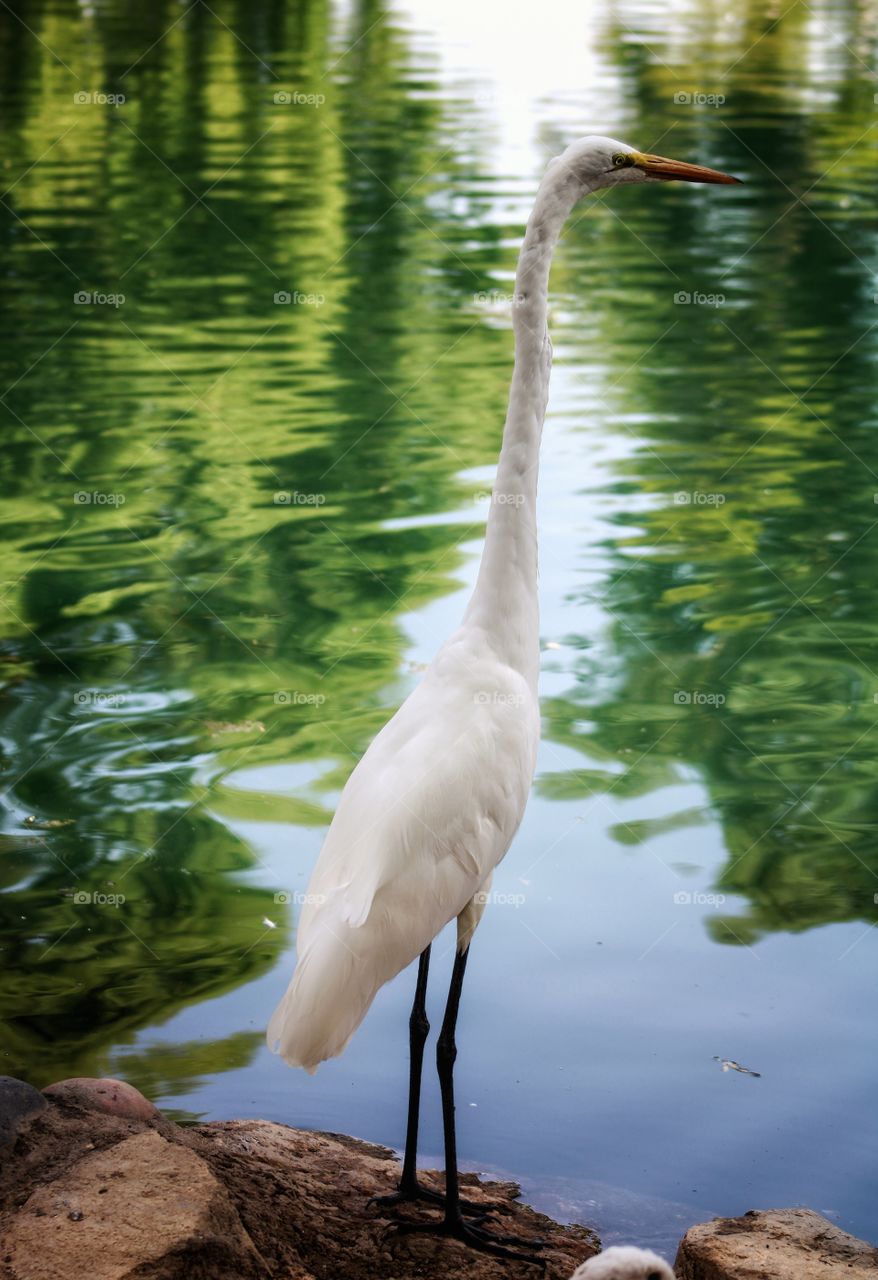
[1,0,877,1256]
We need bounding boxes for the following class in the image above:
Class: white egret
[268,135,739,1262]
[570,1244,676,1279]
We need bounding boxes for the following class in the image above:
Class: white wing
[267,630,539,1071]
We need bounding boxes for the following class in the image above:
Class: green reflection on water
[541,0,878,946]
[0,0,513,1089]
[1,0,876,1098]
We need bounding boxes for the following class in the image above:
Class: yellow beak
[634,152,742,184]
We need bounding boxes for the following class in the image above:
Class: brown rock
[0,1095,599,1280]
[1,1129,266,1280]
[674,1207,878,1279]
[42,1078,160,1123]
[185,1118,599,1278]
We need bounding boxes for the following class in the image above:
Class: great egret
[268,135,739,1261]
[570,1245,676,1279]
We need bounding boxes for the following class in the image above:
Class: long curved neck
[462,159,584,688]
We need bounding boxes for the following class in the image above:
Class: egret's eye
[612,152,631,167]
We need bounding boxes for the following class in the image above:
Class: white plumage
[268,643,538,1069]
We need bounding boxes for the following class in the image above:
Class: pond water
[1,0,877,1257]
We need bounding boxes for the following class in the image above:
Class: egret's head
[570,1244,676,1280]
[559,134,740,191]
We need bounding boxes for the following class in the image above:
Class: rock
[1,1129,266,1280]
[0,1091,599,1280]
[186,1119,599,1278]
[675,1208,878,1279]
[42,1078,160,1123]
[0,1079,47,1156]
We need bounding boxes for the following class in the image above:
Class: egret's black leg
[401,943,431,1190]
[370,946,495,1219]
[436,943,468,1221]
[370,946,431,1208]
[389,946,545,1267]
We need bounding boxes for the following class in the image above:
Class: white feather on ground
[570,1244,675,1279]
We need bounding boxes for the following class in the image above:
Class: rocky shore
[1,1076,875,1279]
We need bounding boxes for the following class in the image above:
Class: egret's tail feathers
[266,923,385,1072]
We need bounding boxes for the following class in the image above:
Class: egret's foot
[369,1182,494,1219]
[388,1214,546,1267]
